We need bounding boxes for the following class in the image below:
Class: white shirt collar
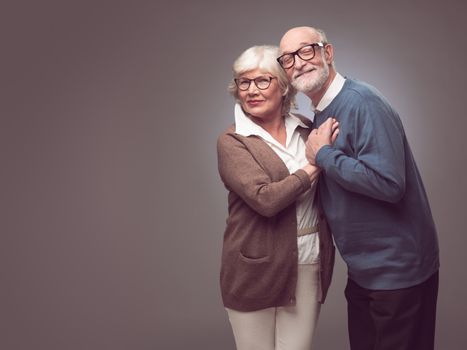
[234,103,308,148]
[313,72,346,112]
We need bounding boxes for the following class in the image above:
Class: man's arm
[306,98,406,203]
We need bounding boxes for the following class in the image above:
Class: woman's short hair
[228,45,296,115]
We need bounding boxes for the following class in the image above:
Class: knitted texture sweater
[315,78,439,290]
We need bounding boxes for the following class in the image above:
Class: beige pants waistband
[297,225,319,237]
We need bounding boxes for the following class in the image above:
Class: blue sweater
[315,78,439,290]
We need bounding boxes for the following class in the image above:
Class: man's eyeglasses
[277,42,326,69]
[234,76,276,91]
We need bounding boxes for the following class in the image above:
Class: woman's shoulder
[217,124,245,151]
[217,124,268,156]
[217,124,237,143]
[218,124,235,136]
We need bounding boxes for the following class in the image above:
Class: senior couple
[217,26,439,350]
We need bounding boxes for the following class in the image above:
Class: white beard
[292,62,329,94]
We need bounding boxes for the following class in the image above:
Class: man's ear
[324,44,334,65]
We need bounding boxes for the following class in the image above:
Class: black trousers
[344,271,438,350]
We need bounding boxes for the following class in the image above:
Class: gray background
[2,0,466,349]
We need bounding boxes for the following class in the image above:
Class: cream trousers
[226,263,321,350]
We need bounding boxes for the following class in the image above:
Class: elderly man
[278,26,440,350]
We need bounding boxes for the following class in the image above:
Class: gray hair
[228,45,297,115]
[304,27,335,68]
[313,27,329,43]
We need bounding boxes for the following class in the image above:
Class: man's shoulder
[334,78,391,111]
[342,78,380,99]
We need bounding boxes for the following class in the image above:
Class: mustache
[293,68,316,80]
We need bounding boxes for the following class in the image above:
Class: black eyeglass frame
[276,42,327,69]
[234,76,277,91]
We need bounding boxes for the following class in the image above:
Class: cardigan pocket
[230,251,274,301]
[238,252,270,264]
[238,226,272,263]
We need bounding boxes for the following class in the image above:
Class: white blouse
[234,104,320,264]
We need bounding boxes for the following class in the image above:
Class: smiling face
[237,68,284,122]
[279,27,335,101]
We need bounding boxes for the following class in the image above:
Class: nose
[247,82,259,95]
[293,54,307,70]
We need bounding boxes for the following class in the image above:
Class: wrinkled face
[279,29,331,96]
[236,68,283,121]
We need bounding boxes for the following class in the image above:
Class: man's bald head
[279,27,328,54]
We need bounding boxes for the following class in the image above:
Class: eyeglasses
[276,42,326,69]
[234,76,276,91]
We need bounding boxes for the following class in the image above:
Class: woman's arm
[217,134,313,217]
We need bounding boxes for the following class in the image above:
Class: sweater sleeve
[217,133,312,217]
[315,95,406,203]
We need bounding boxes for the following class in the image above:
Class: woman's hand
[330,118,339,143]
[302,163,321,182]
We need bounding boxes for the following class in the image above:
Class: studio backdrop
[2,0,466,349]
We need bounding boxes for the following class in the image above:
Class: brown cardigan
[217,117,335,312]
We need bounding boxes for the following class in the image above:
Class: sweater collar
[313,72,346,113]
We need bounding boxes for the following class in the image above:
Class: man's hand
[306,117,339,164]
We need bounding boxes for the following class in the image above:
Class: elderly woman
[217,45,337,350]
